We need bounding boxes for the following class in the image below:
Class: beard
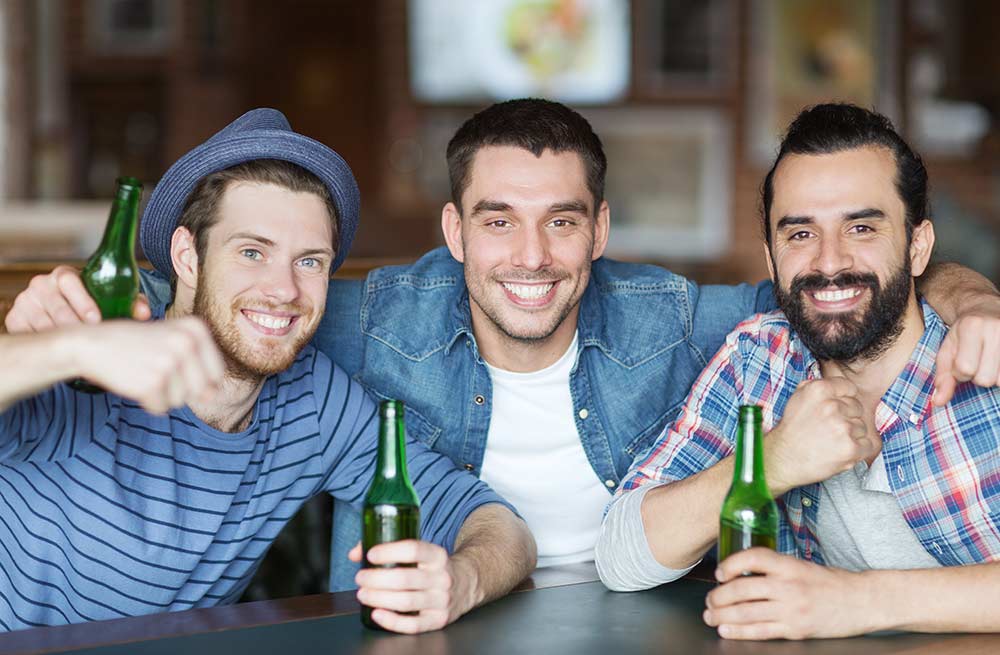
[773,260,912,364]
[193,283,317,383]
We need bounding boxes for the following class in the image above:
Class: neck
[165,296,266,433]
[819,298,926,402]
[471,304,579,373]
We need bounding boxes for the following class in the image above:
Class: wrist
[763,427,796,496]
[58,325,94,380]
[854,569,896,633]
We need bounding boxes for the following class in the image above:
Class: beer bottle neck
[96,180,142,257]
[375,413,410,482]
[732,406,767,491]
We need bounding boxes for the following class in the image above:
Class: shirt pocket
[400,403,443,449]
[623,401,682,463]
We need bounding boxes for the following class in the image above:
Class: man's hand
[4,265,151,333]
[72,318,223,413]
[934,308,1000,406]
[764,377,877,494]
[704,548,876,640]
[350,540,476,634]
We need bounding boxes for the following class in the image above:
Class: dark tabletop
[1,563,998,655]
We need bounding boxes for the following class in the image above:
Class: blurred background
[1,0,998,283]
[0,0,998,599]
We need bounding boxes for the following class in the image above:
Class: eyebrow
[225,232,334,259]
[469,199,592,217]
[775,207,887,231]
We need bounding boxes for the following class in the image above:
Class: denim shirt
[141,247,776,591]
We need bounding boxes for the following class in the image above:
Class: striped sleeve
[0,386,111,463]
[311,352,514,552]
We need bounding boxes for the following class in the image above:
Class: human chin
[195,290,315,380]
[776,266,910,362]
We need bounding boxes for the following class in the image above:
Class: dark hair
[446,98,607,214]
[761,103,929,245]
[170,159,338,291]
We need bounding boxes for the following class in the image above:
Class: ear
[763,241,777,282]
[591,200,610,261]
[908,220,935,277]
[441,202,465,263]
[170,227,200,291]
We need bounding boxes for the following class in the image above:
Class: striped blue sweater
[0,346,504,631]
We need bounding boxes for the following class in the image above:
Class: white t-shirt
[481,333,610,567]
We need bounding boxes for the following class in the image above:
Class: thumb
[934,336,958,406]
[347,541,362,562]
[132,294,152,321]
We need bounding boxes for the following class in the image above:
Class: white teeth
[813,288,861,302]
[245,311,292,329]
[502,283,554,300]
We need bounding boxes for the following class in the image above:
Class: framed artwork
[585,108,732,260]
[634,0,736,97]
[408,0,630,104]
[747,0,900,164]
[87,0,172,55]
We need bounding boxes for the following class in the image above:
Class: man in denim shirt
[9,99,1000,592]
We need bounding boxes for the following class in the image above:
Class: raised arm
[917,262,1000,404]
[0,319,221,415]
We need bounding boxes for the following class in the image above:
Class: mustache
[790,271,879,295]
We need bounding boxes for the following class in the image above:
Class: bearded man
[595,103,1000,640]
[0,109,535,633]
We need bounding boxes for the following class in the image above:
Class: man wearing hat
[0,109,535,633]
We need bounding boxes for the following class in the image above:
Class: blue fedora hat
[140,108,360,277]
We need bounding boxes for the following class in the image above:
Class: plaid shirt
[617,300,1000,566]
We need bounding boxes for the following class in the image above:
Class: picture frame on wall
[87,0,172,55]
[634,0,736,98]
[747,0,900,164]
[584,108,732,260]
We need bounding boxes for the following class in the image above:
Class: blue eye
[241,249,263,260]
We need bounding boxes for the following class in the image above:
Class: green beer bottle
[361,399,421,630]
[71,176,143,394]
[718,405,779,562]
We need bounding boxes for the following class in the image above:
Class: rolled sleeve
[596,484,698,592]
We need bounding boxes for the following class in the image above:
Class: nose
[812,233,853,278]
[259,263,300,305]
[510,225,552,271]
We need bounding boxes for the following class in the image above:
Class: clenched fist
[764,376,878,494]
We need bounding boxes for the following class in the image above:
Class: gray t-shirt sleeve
[595,483,698,592]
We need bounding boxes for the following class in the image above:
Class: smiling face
[184,181,334,381]
[767,146,933,363]
[441,146,609,364]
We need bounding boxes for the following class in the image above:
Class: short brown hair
[171,159,338,288]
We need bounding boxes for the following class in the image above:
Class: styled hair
[170,159,338,289]
[446,98,607,214]
[760,103,929,245]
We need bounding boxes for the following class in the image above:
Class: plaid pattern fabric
[616,300,1000,566]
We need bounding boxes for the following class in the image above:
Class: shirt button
[578,408,589,420]
[908,413,919,425]
[464,463,474,471]
[605,479,616,488]
[932,542,943,555]
[897,465,905,482]
[801,497,812,507]
[474,395,485,405]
